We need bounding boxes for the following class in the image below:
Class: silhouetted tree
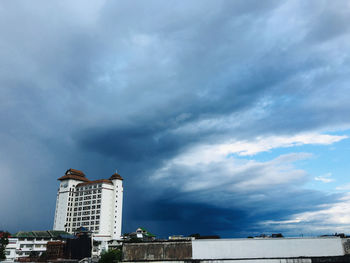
[0,232,10,260]
[98,249,122,263]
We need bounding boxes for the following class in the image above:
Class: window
[95,226,99,230]
[95,221,99,225]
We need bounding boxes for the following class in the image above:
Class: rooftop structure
[53,169,124,242]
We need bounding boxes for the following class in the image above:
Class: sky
[1,0,350,238]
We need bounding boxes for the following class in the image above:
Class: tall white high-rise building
[53,168,123,241]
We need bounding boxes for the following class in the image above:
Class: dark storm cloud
[1,0,350,236]
[126,186,341,237]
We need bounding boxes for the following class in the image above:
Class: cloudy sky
[1,0,350,238]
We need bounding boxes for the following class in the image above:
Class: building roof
[66,168,86,176]
[76,179,113,187]
[138,227,156,237]
[109,173,123,181]
[58,174,90,182]
[0,231,11,238]
[58,168,90,182]
[58,168,123,185]
[13,230,70,239]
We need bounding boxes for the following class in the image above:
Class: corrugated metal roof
[13,230,71,238]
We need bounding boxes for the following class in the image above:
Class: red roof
[65,168,86,176]
[58,168,89,182]
[58,174,90,182]
[76,179,113,187]
[0,232,10,238]
[109,173,123,180]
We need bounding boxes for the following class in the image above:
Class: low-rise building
[4,230,70,261]
[123,227,156,242]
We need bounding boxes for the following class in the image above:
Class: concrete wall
[112,179,123,240]
[123,242,192,261]
[54,179,81,231]
[99,183,114,237]
[122,258,350,263]
[192,238,345,259]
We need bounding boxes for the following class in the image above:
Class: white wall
[53,179,80,232]
[192,238,344,259]
[99,183,114,237]
[112,179,123,240]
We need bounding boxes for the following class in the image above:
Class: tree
[98,249,122,263]
[0,232,10,260]
[29,250,40,258]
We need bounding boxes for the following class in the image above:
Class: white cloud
[336,183,350,191]
[261,194,350,235]
[156,133,346,169]
[315,173,334,183]
[213,133,347,157]
[151,132,345,209]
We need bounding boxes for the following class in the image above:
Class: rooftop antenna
[115,169,118,174]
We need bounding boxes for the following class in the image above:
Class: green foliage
[98,249,122,263]
[29,250,40,258]
[39,251,48,261]
[0,232,10,260]
[129,237,142,243]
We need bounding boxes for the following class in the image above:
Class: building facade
[4,230,69,261]
[53,168,123,241]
